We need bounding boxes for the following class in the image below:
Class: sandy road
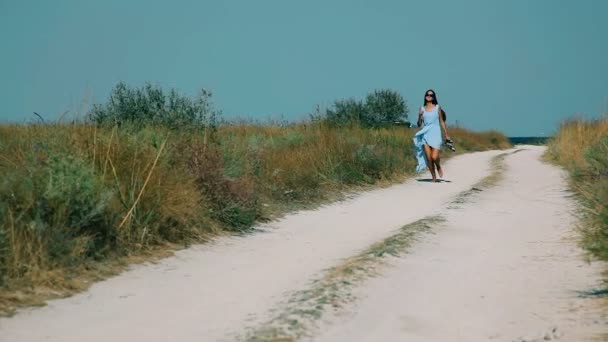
[314,146,606,341]
[0,146,604,341]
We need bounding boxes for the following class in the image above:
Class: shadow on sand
[416,178,452,183]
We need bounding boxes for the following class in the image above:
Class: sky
[1,0,607,136]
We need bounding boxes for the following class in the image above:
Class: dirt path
[314,146,607,342]
[0,146,605,341]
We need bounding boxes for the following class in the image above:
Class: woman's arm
[417,108,423,127]
[439,108,450,140]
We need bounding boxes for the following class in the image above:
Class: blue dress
[413,105,442,173]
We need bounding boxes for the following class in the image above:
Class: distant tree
[362,89,408,127]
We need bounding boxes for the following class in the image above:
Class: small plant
[188,143,260,231]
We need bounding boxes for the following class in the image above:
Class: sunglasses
[425,93,434,97]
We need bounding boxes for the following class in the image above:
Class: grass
[0,121,511,315]
[544,117,608,262]
[543,117,608,342]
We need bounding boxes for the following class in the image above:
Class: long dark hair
[423,89,438,105]
[423,89,446,121]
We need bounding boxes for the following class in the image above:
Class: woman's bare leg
[424,144,436,181]
[431,148,443,178]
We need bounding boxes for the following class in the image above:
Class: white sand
[0,146,604,341]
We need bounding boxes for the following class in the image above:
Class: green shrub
[326,98,366,127]
[363,89,408,127]
[325,89,409,127]
[89,82,220,129]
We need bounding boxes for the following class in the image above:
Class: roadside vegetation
[0,82,511,315]
[545,117,608,262]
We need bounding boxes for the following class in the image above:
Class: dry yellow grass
[546,117,608,169]
[545,116,608,262]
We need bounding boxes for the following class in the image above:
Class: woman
[413,89,450,182]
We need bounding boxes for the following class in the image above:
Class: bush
[0,149,115,281]
[325,98,366,127]
[324,89,408,127]
[363,89,408,127]
[89,82,220,129]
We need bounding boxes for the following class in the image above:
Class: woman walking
[413,89,450,182]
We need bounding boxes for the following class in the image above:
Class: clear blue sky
[1,0,606,136]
